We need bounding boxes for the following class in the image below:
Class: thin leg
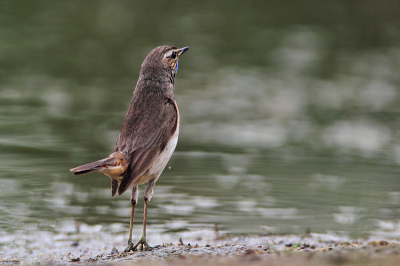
[130,179,157,251]
[143,197,148,239]
[124,186,138,252]
[126,200,136,245]
[143,178,156,244]
[126,198,152,251]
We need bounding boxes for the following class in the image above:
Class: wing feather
[111,179,119,197]
[114,89,178,195]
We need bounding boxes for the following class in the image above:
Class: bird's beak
[178,46,189,56]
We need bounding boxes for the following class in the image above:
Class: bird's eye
[170,51,177,59]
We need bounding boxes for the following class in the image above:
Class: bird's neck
[135,75,175,97]
[140,75,173,84]
[139,66,174,83]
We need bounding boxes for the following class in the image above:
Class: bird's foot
[124,239,136,253]
[135,236,153,251]
[124,236,152,252]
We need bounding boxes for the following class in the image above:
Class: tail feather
[70,151,129,176]
[70,157,115,175]
[72,169,96,176]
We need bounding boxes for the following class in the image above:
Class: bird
[70,45,189,252]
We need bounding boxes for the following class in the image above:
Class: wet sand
[1,229,399,265]
[93,239,400,266]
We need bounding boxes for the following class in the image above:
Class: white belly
[133,126,179,186]
[150,129,179,175]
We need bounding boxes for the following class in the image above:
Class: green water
[1,1,400,243]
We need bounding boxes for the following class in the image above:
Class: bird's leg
[132,197,152,251]
[132,179,156,251]
[124,186,138,252]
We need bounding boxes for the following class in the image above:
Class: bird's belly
[134,128,179,186]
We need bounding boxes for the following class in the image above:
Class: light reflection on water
[1,1,400,250]
[2,148,400,240]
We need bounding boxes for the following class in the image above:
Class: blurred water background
[1,0,400,247]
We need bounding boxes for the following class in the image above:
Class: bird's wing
[115,93,178,196]
[111,179,119,197]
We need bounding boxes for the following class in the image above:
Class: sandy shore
[2,231,399,265]
[92,239,400,266]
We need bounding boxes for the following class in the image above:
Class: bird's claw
[124,236,152,252]
[124,239,136,253]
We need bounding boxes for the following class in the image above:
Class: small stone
[110,246,119,255]
[243,249,255,255]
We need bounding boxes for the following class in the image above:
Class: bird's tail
[70,158,111,175]
[70,151,129,176]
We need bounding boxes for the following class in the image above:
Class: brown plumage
[70,151,129,181]
[70,45,189,252]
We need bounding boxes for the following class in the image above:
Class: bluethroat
[70,45,189,252]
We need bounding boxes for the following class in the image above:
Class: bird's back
[112,76,179,196]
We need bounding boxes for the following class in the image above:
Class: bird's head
[140,46,189,82]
